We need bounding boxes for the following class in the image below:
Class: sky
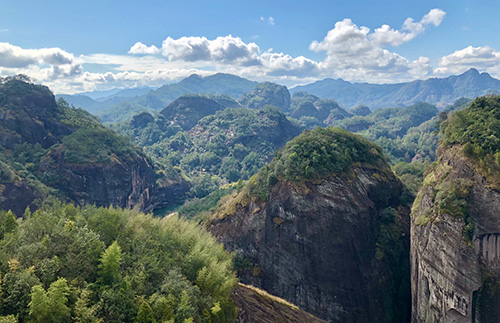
[1,0,500,93]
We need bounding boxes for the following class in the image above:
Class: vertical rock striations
[209,127,411,322]
[411,96,500,322]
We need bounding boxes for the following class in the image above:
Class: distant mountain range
[57,73,257,121]
[291,68,500,109]
[58,68,500,123]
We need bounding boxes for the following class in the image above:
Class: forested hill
[0,76,188,215]
[292,68,500,109]
[59,73,257,123]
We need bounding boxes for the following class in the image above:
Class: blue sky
[1,0,500,93]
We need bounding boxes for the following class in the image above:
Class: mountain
[209,127,411,322]
[238,82,291,111]
[159,94,228,130]
[152,73,257,104]
[115,105,302,199]
[411,96,500,322]
[0,76,188,215]
[292,68,500,109]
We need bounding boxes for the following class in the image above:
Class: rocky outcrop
[0,77,189,215]
[209,128,411,322]
[232,283,326,323]
[160,95,225,130]
[239,82,291,111]
[411,146,500,322]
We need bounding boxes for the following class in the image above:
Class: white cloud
[309,9,445,82]
[1,8,470,93]
[135,35,262,66]
[128,42,160,55]
[434,46,500,76]
[0,42,77,68]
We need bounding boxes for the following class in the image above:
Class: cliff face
[238,82,291,111]
[0,77,188,214]
[232,283,326,323]
[411,146,500,323]
[209,133,411,323]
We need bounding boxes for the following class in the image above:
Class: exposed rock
[290,101,319,119]
[232,283,326,323]
[160,95,225,130]
[209,128,411,322]
[239,82,291,111]
[0,78,189,215]
[411,146,500,322]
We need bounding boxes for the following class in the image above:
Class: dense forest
[0,204,236,323]
[2,72,500,322]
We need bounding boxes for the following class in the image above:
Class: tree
[97,241,122,286]
[28,278,70,323]
[136,299,156,323]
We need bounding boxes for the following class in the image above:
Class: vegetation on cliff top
[247,127,386,200]
[0,204,237,322]
[441,95,500,178]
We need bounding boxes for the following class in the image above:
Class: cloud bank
[1,8,500,93]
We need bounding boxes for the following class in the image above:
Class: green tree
[28,278,70,323]
[74,288,102,323]
[136,299,156,323]
[97,241,122,286]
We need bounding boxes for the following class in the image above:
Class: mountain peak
[461,68,480,76]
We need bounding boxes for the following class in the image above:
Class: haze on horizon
[1,0,500,94]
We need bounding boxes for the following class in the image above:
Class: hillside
[292,68,500,109]
[411,96,500,322]
[0,76,188,215]
[209,127,411,322]
[116,105,302,199]
[0,204,237,322]
[238,82,291,111]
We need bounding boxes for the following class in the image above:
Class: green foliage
[177,185,237,221]
[330,102,439,163]
[136,300,156,323]
[392,161,427,196]
[117,106,300,196]
[62,128,138,164]
[0,204,237,322]
[97,241,122,286]
[57,98,102,130]
[28,278,71,323]
[248,127,385,200]
[441,96,500,177]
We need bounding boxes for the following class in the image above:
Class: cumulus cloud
[0,42,77,68]
[309,9,445,82]
[260,52,319,77]
[0,8,461,93]
[434,46,500,76]
[128,42,160,55]
[157,35,261,65]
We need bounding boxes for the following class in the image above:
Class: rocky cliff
[232,283,326,323]
[411,96,500,322]
[0,76,188,215]
[239,82,291,111]
[209,127,411,322]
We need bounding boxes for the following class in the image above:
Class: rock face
[239,82,291,111]
[232,283,326,323]
[411,146,500,322]
[209,128,411,322]
[160,95,225,130]
[0,77,188,215]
